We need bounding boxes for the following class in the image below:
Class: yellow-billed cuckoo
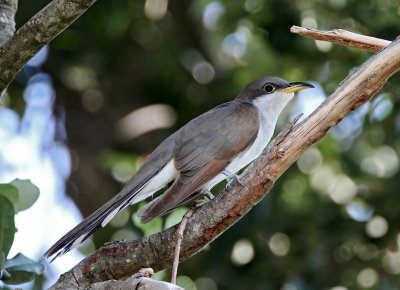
[45,76,313,260]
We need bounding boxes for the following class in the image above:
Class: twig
[171,208,195,284]
[290,25,391,52]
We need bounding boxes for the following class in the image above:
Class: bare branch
[48,34,400,290]
[290,25,391,52]
[0,0,98,96]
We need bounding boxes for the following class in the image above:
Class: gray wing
[138,101,260,223]
[44,132,178,261]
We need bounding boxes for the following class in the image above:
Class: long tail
[44,181,150,261]
[45,133,179,261]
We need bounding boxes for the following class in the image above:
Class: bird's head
[236,77,314,102]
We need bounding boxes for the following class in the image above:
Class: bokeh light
[144,0,168,20]
[356,268,378,288]
[345,199,374,222]
[382,251,400,274]
[177,275,196,290]
[268,233,291,257]
[231,239,255,265]
[195,277,218,290]
[366,215,388,238]
[203,2,225,30]
[116,104,177,140]
[361,146,399,178]
[330,287,348,290]
[297,147,323,174]
[327,173,357,204]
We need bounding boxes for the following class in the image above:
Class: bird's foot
[203,189,215,200]
[195,189,214,207]
[222,169,244,190]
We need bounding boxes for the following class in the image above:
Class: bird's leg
[202,189,215,200]
[222,169,244,189]
[194,189,215,208]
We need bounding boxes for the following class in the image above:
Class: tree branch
[0,0,17,46]
[49,32,400,289]
[87,268,183,290]
[0,0,98,96]
[0,0,17,101]
[290,25,391,52]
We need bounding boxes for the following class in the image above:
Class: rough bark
[49,32,400,289]
[0,0,17,46]
[0,0,98,96]
[0,0,17,100]
[290,25,391,52]
[88,268,183,290]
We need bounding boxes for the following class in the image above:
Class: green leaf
[132,208,162,236]
[164,208,187,229]
[4,253,45,274]
[0,185,18,209]
[0,196,15,258]
[0,251,10,281]
[2,270,35,285]
[2,253,44,285]
[0,268,11,281]
[10,179,40,213]
[0,251,5,269]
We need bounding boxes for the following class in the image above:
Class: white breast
[203,91,294,190]
[225,112,272,171]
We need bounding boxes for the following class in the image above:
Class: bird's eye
[263,83,275,93]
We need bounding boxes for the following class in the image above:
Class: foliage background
[5,0,400,289]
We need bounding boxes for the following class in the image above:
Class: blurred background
[1,0,400,289]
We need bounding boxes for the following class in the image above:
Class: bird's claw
[203,189,215,200]
[195,189,215,207]
[222,169,244,190]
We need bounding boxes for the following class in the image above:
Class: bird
[44,76,313,261]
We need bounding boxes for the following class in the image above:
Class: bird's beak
[282,82,314,94]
